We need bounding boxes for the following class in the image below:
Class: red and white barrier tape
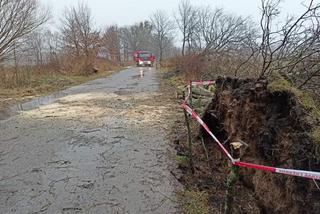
[182,103,234,161]
[182,80,320,180]
[234,161,320,180]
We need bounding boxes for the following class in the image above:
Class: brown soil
[174,77,320,213]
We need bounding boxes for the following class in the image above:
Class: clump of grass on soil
[177,189,210,214]
[268,72,320,144]
[176,155,189,168]
[268,72,320,119]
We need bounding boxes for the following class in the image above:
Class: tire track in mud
[0,68,181,214]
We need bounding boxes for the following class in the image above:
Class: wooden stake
[183,90,194,173]
[201,136,209,161]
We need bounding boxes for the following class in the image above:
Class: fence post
[183,90,194,173]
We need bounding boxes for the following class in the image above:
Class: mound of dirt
[201,77,320,213]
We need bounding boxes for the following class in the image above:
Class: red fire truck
[133,51,155,67]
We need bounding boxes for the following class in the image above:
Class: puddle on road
[0,91,67,120]
[114,90,135,96]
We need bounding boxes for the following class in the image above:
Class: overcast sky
[41,0,310,29]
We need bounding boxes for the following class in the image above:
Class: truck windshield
[139,53,151,58]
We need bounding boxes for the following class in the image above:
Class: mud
[0,67,181,214]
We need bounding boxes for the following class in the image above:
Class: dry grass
[177,189,210,214]
[168,75,187,87]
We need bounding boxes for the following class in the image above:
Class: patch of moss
[177,189,210,214]
[268,77,293,93]
[176,155,189,168]
[268,72,320,118]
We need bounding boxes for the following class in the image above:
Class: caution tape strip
[182,103,234,161]
[181,80,320,180]
[234,161,320,180]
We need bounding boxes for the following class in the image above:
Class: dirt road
[0,68,181,214]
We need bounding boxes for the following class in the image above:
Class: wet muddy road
[0,68,181,214]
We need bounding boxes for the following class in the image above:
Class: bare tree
[0,0,50,62]
[175,5,259,77]
[194,0,320,81]
[20,29,61,68]
[102,25,121,62]
[44,30,60,67]
[61,3,100,59]
[150,10,175,65]
[258,0,320,83]
[175,0,198,55]
[121,21,153,53]
[121,26,138,52]
[196,7,258,56]
[119,27,130,62]
[25,30,45,66]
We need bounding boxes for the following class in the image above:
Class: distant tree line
[0,0,320,87]
[0,0,177,76]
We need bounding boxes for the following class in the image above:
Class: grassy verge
[0,69,121,110]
